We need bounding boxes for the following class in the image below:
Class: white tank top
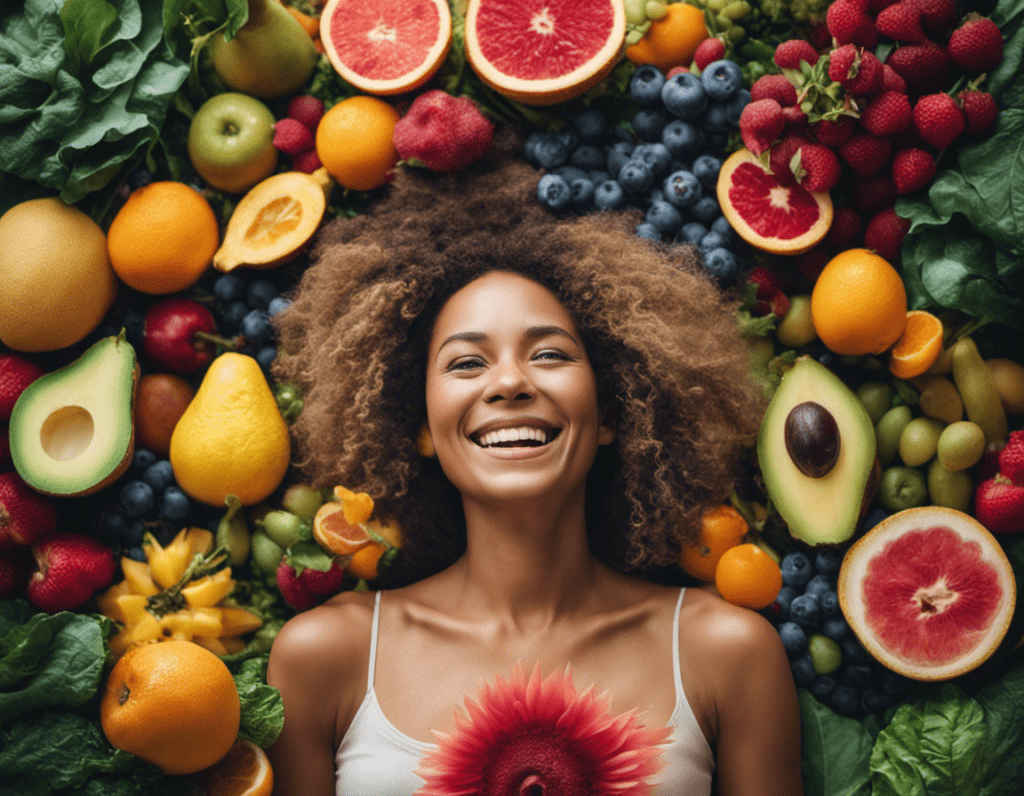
[335,588,714,795]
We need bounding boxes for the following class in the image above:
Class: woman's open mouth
[471,426,562,448]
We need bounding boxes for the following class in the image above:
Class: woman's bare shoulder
[681,586,785,660]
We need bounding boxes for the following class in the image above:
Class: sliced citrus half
[312,501,375,556]
[465,0,626,106]
[888,310,944,379]
[319,0,453,96]
[192,740,273,796]
[717,148,833,255]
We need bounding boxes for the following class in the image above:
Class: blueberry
[593,180,626,211]
[130,449,158,474]
[120,480,156,518]
[675,222,708,245]
[632,107,668,142]
[790,593,821,629]
[648,187,665,204]
[618,161,655,195]
[125,519,147,547]
[780,552,814,588]
[247,279,279,310]
[710,215,736,243]
[570,178,595,213]
[267,296,290,317]
[791,654,817,687]
[256,345,278,371]
[809,675,838,702]
[127,546,148,563]
[126,165,154,190]
[142,460,175,494]
[830,684,861,716]
[690,195,721,225]
[555,127,579,152]
[213,274,245,303]
[661,72,708,119]
[663,170,702,208]
[629,64,666,106]
[608,123,634,144]
[632,143,673,178]
[843,661,877,690]
[570,108,609,144]
[554,165,589,185]
[702,248,738,282]
[862,688,895,715]
[699,231,728,252]
[661,120,705,160]
[819,589,840,617]
[701,59,744,101]
[701,101,734,133]
[241,309,274,345]
[523,131,546,167]
[635,222,662,241]
[804,573,833,599]
[645,200,683,234]
[721,88,752,127]
[606,141,636,176]
[536,174,572,213]
[777,621,808,659]
[863,506,889,531]
[219,300,249,333]
[121,309,146,350]
[589,169,612,186]
[569,145,606,171]
[691,154,722,186]
[770,584,799,622]
[533,133,570,170]
[882,671,911,696]
[841,635,870,662]
[160,486,192,525]
[814,548,844,578]
[822,616,850,640]
[101,510,130,541]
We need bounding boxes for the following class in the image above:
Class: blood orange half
[465,0,626,106]
[717,148,832,255]
[838,506,1016,681]
[320,0,453,96]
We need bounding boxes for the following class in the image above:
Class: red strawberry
[974,475,1024,535]
[958,89,998,134]
[694,37,726,71]
[839,132,892,176]
[860,90,913,136]
[876,2,928,43]
[273,118,315,156]
[287,95,325,132]
[886,42,951,94]
[747,265,785,299]
[783,105,809,131]
[998,430,1024,486]
[291,149,324,174]
[948,15,1004,75]
[791,143,841,191]
[0,471,58,551]
[864,207,911,262]
[827,0,874,46]
[768,135,809,185]
[976,449,1002,482]
[809,22,833,51]
[828,45,884,96]
[393,90,494,173]
[751,75,798,107]
[0,548,31,599]
[891,147,936,193]
[27,532,116,613]
[740,99,786,155]
[851,172,898,214]
[869,0,899,9]
[299,558,348,595]
[822,206,864,251]
[753,291,792,318]
[0,430,11,472]
[912,0,957,38]
[913,93,965,149]
[276,559,322,611]
[0,354,45,422]
[882,64,908,93]
[774,39,820,69]
[794,245,832,282]
[811,116,856,148]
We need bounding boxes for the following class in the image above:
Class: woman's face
[425,271,613,506]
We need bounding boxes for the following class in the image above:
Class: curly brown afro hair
[272,131,764,587]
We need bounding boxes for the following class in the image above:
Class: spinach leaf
[976,658,1024,796]
[233,654,284,748]
[798,689,879,796]
[870,683,988,796]
[61,0,119,75]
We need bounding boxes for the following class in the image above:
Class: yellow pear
[170,353,290,506]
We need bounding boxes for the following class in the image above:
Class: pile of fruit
[1,0,1022,794]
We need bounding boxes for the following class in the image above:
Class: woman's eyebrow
[437,325,580,353]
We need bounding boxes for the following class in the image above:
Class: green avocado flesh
[758,356,877,545]
[9,335,138,496]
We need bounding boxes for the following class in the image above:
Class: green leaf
[870,683,988,796]
[977,657,1024,796]
[233,655,284,748]
[286,540,338,575]
[60,0,120,75]
[799,690,879,796]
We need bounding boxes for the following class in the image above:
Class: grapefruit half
[465,0,626,106]
[838,506,1016,681]
[717,148,832,255]
[320,0,453,96]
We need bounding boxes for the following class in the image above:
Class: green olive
[776,295,816,349]
[857,381,893,425]
[249,529,285,576]
[914,374,964,424]
[936,421,986,472]
[927,458,973,512]
[878,465,928,512]
[875,405,913,466]
[898,416,945,467]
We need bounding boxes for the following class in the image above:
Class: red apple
[143,298,222,374]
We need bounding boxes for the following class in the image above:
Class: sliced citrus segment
[192,740,273,796]
[717,148,832,255]
[312,501,375,555]
[320,0,453,95]
[346,518,403,581]
[888,310,944,379]
[465,0,626,106]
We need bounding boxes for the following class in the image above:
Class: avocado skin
[758,356,877,546]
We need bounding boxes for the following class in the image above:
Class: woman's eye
[534,350,571,362]
[447,357,484,371]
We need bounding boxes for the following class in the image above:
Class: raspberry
[886,42,950,94]
[392,90,495,172]
[860,90,913,136]
[864,207,911,262]
[811,116,856,148]
[838,132,892,176]
[273,118,315,156]
[750,74,798,107]
[739,98,786,155]
[694,37,727,71]
[881,64,907,93]
[912,93,965,149]
[287,95,325,132]
[948,15,1005,75]
[851,172,898,214]
[822,206,864,251]
[875,2,928,43]
[792,143,841,192]
[958,89,998,134]
[891,147,936,193]
[774,39,820,69]
[291,149,324,174]
[666,66,690,78]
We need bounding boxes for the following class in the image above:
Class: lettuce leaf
[233,655,284,748]
[798,690,879,796]
[976,659,1024,796]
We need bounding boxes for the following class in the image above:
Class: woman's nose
[483,358,535,403]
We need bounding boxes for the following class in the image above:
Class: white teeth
[476,426,552,447]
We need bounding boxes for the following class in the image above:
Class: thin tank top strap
[366,591,382,696]
[672,586,686,699]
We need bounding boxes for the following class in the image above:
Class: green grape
[716,11,733,28]
[706,0,730,12]
[625,0,648,25]
[645,0,668,21]
[726,24,746,43]
[723,0,752,20]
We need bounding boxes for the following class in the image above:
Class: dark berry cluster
[523,59,753,284]
[211,272,290,373]
[769,548,911,716]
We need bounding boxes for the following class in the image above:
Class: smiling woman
[266,132,801,796]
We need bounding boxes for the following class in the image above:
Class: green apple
[188,92,278,193]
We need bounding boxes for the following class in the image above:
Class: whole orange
[100,640,241,775]
[346,518,403,581]
[315,96,399,191]
[107,182,219,294]
[811,248,907,356]
[714,543,783,610]
[679,504,748,582]
[625,3,708,72]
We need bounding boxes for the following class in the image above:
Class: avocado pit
[784,401,840,478]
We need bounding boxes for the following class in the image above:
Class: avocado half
[9,334,139,496]
[758,356,877,545]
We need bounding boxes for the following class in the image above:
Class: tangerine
[888,310,944,379]
[312,501,375,556]
[625,2,709,73]
[346,518,403,581]
[811,248,908,356]
[315,96,399,191]
[100,640,241,775]
[679,504,748,582]
[714,543,783,610]
[106,182,219,294]
[192,740,273,796]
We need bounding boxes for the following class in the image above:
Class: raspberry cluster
[272,95,325,174]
